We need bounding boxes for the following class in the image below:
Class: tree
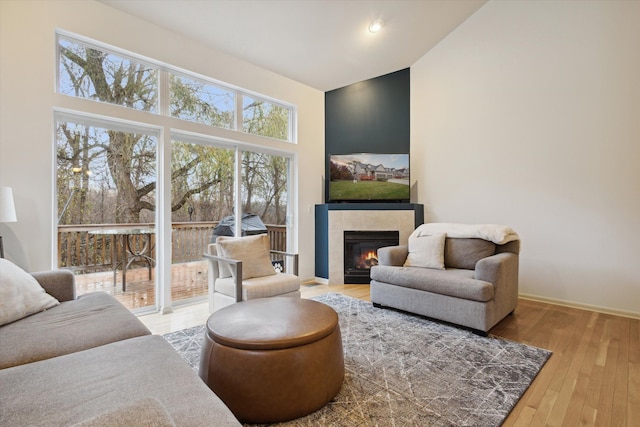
[57,38,289,226]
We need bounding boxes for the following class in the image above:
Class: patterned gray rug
[163,293,551,426]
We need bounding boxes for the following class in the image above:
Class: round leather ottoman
[199,297,344,424]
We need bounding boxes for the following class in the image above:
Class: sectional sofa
[0,264,240,426]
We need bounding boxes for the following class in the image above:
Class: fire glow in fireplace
[344,230,399,284]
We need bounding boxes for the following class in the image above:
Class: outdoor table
[88,227,155,292]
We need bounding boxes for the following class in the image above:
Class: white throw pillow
[404,232,446,270]
[216,234,276,280]
[0,258,60,326]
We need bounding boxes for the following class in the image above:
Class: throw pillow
[404,232,446,270]
[0,258,60,326]
[207,243,232,279]
[216,234,276,280]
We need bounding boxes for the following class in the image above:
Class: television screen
[328,153,410,203]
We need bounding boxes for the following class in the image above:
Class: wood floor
[139,284,639,426]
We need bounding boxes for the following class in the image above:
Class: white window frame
[54,31,298,314]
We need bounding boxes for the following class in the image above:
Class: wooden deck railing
[57,222,287,273]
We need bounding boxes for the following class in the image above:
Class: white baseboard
[308,277,328,285]
[519,293,640,320]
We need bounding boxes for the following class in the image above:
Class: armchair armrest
[269,250,299,275]
[30,269,76,302]
[475,252,519,316]
[203,253,243,302]
[377,245,408,267]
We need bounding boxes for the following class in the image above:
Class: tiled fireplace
[315,203,423,285]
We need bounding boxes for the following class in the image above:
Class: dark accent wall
[324,68,410,202]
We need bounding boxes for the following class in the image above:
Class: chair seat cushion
[215,273,300,300]
[370,266,494,302]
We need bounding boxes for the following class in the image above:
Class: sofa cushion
[0,258,60,326]
[216,234,276,280]
[72,398,176,427]
[444,238,496,270]
[0,335,240,426]
[404,233,446,270]
[215,273,300,300]
[370,265,494,302]
[0,291,150,369]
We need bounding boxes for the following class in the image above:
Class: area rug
[163,293,551,426]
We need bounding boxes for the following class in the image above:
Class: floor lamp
[0,186,17,258]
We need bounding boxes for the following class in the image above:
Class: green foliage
[243,98,290,140]
[169,74,234,128]
[329,161,353,180]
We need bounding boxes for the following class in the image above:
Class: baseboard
[519,293,640,320]
[309,277,328,285]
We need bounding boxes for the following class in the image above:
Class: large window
[55,32,297,313]
[57,35,294,143]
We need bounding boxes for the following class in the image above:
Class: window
[56,116,158,309]
[57,34,295,143]
[243,96,292,141]
[58,36,158,112]
[170,73,235,129]
[54,32,297,313]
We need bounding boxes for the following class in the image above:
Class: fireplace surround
[315,203,423,285]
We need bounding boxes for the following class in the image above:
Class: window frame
[56,31,297,144]
[53,30,298,314]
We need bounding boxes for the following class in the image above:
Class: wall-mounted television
[328,153,410,203]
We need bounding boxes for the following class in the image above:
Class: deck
[74,261,208,311]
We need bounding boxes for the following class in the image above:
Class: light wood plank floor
[139,284,638,426]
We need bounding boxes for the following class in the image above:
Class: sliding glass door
[169,139,235,304]
[56,117,158,310]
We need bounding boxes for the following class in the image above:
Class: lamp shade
[0,186,17,223]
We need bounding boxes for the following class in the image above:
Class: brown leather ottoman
[199,297,344,424]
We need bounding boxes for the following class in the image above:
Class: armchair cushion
[216,234,276,280]
[0,259,59,326]
[403,233,446,270]
[444,238,496,270]
[215,273,300,300]
[371,266,494,302]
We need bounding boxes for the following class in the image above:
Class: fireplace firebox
[344,231,399,284]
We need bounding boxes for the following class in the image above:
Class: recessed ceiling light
[368,19,384,33]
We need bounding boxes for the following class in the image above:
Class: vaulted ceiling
[99,0,486,91]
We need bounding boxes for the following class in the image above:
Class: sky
[331,153,409,170]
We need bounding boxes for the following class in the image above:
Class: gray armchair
[370,237,519,335]
[204,234,300,312]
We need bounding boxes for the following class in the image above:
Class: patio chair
[203,234,300,312]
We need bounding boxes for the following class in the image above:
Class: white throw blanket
[410,223,519,245]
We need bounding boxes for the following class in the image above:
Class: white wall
[0,0,324,280]
[411,0,640,317]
